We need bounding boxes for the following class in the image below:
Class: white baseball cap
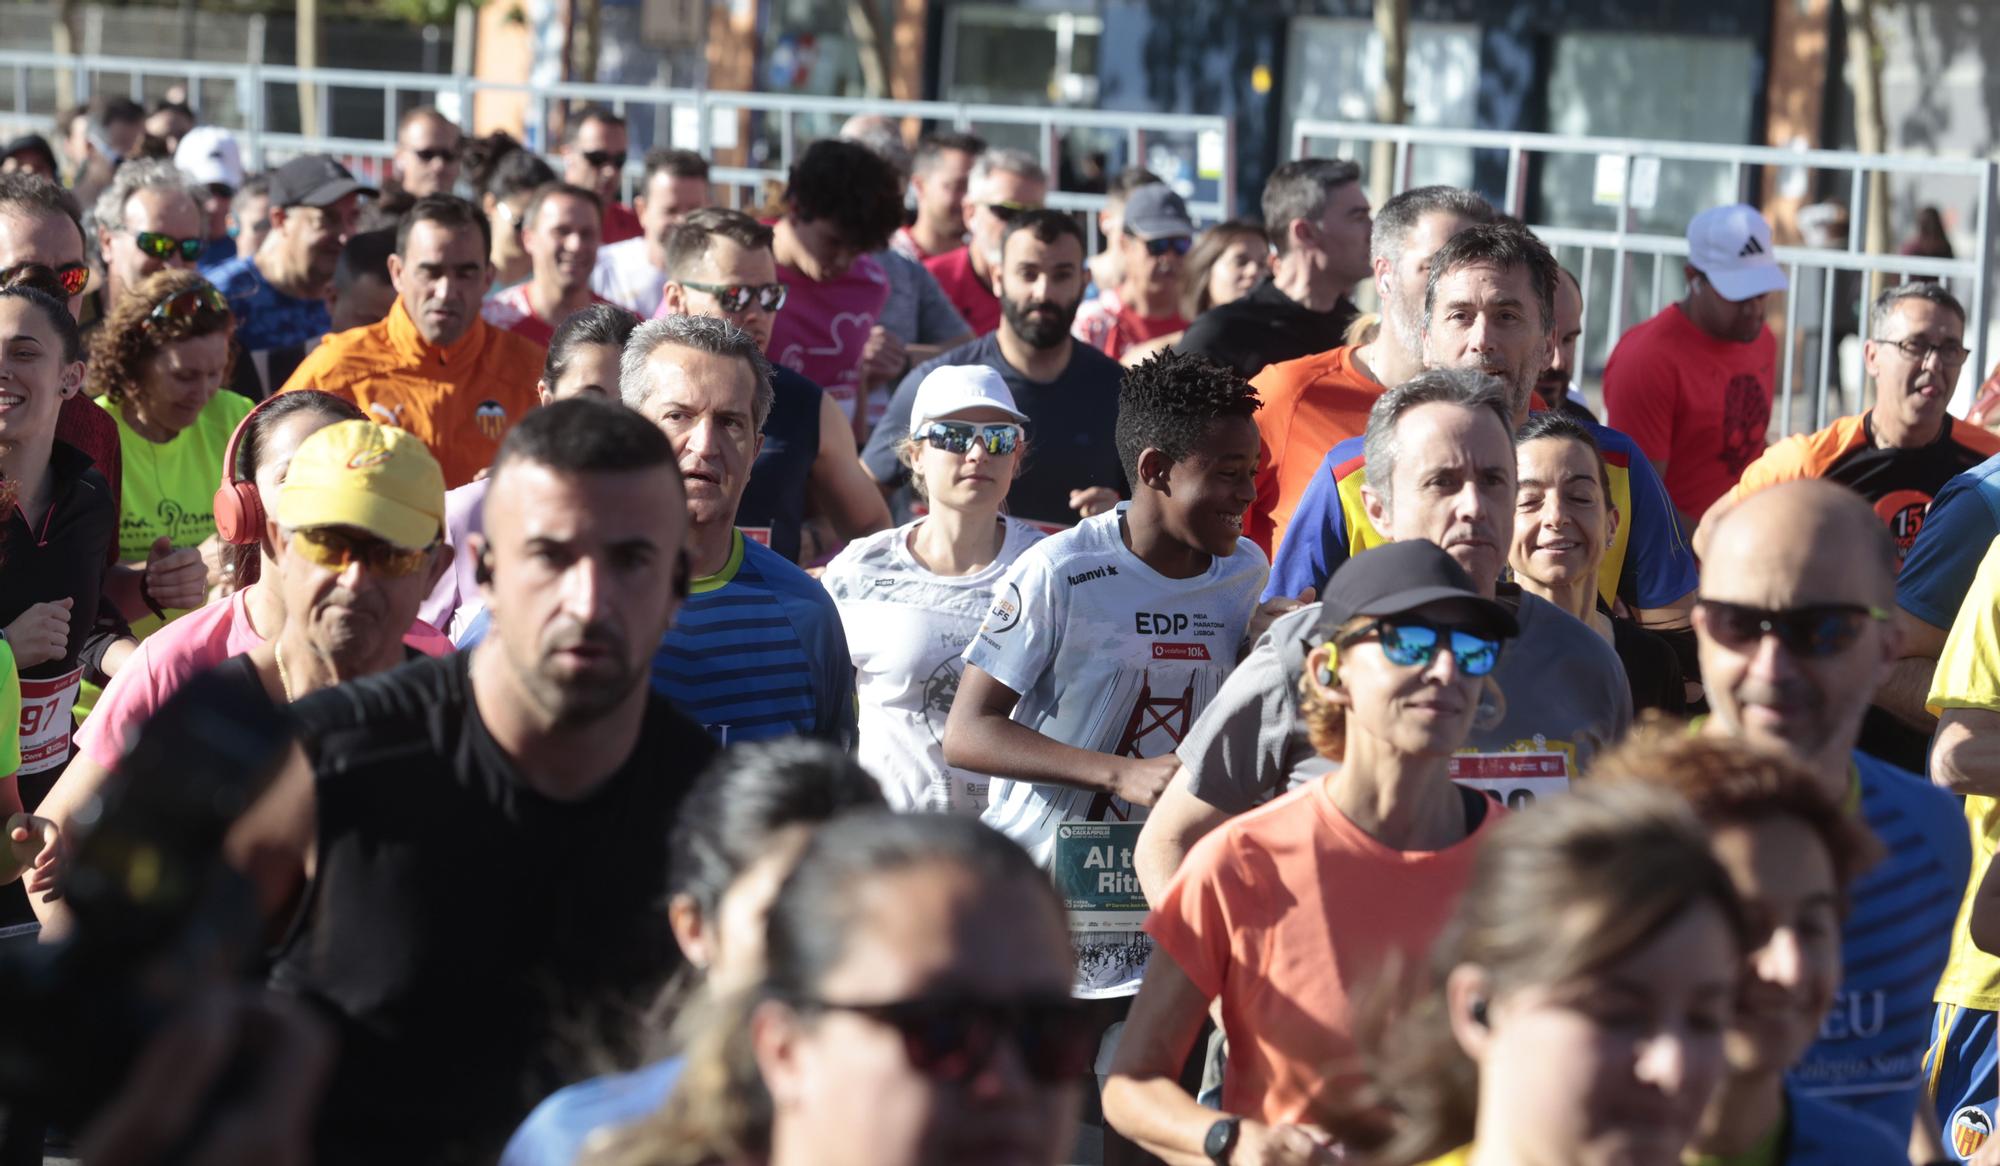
[175,125,245,191]
[909,365,1029,435]
[1687,203,1789,302]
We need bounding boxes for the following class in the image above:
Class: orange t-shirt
[1247,345,1383,556]
[280,299,546,489]
[1145,780,1502,1126]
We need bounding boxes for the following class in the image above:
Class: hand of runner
[1231,1119,1340,1166]
[6,812,59,901]
[860,325,908,387]
[1248,587,1315,648]
[1111,753,1181,808]
[199,534,231,592]
[5,596,71,668]
[1070,486,1120,519]
[145,536,208,612]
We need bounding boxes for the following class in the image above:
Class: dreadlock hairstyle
[1113,349,1262,486]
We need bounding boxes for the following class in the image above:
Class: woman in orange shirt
[1102,539,1517,1166]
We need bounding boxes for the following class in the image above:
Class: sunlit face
[0,207,87,317]
[276,521,442,673]
[131,331,228,440]
[104,186,203,300]
[1865,295,1968,441]
[564,118,630,202]
[1539,273,1584,405]
[996,231,1084,351]
[665,236,781,353]
[913,148,976,237]
[230,192,272,261]
[754,864,1080,1166]
[638,170,710,248]
[1205,233,1267,309]
[1685,268,1769,344]
[393,114,462,199]
[964,170,1047,270]
[1153,416,1261,558]
[277,193,361,287]
[537,341,623,405]
[1465,902,1738,1166]
[1309,598,1493,761]
[1422,260,1552,422]
[1511,436,1613,594]
[634,344,766,529]
[1710,818,1842,1078]
[1117,229,1186,299]
[1305,181,1373,286]
[390,219,492,347]
[1365,402,1517,594]
[525,193,602,297]
[0,297,82,451]
[1380,211,1473,357]
[912,405,1022,515]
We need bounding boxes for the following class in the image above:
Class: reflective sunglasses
[1337,619,1504,677]
[129,230,205,262]
[1131,233,1193,258]
[981,200,1037,223]
[680,280,787,313]
[290,528,434,578]
[581,150,628,170]
[794,993,1095,1085]
[917,420,1024,457]
[410,146,459,164]
[147,284,230,322]
[0,261,88,298]
[1695,599,1890,658]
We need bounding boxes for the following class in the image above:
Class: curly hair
[1113,349,1262,485]
[782,138,904,256]
[87,267,235,407]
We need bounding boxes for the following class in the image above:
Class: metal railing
[1291,119,1998,431]
[0,50,1235,225]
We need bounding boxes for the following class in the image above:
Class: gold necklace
[273,637,298,703]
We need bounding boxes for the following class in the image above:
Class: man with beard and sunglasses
[1695,480,1965,1156]
[230,397,715,1164]
[865,210,1127,528]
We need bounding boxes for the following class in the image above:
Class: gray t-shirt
[873,248,969,346]
[1181,587,1633,812]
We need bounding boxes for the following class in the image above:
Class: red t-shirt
[479,284,616,349]
[923,246,1001,337]
[1072,297,1185,361]
[1602,303,1776,519]
[1148,780,1502,1125]
[601,200,642,246]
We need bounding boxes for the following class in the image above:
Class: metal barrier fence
[1292,119,1998,432]
[0,50,1235,232]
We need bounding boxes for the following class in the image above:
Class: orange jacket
[280,300,546,488]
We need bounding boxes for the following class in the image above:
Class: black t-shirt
[863,333,1128,526]
[736,364,824,563]
[269,652,717,1165]
[1609,613,1688,716]
[1176,278,1358,378]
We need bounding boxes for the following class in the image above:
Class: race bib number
[19,666,82,774]
[1449,750,1569,810]
[1051,821,1146,931]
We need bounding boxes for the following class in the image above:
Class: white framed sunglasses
[915,420,1025,456]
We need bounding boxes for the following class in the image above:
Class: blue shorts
[1927,1002,1998,1161]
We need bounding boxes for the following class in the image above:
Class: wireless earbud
[1470,999,1489,1028]
[474,553,493,587]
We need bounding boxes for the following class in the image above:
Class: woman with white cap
[822,364,1044,814]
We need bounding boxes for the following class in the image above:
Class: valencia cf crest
[1952,1104,1993,1159]
[475,400,508,441]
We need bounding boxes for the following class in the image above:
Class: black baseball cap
[1,134,58,177]
[268,154,377,209]
[1310,541,1518,642]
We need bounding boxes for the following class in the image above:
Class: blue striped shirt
[651,530,855,747]
[1787,750,1969,1131]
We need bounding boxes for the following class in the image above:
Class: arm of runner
[1876,609,1950,731]
[942,664,1179,805]
[1931,709,2000,797]
[809,391,893,539]
[1103,950,1335,1166]
[1972,857,2000,958]
[27,748,118,934]
[1134,767,1233,908]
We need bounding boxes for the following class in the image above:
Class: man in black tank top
[233,398,714,1164]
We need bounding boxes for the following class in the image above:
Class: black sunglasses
[680,280,787,314]
[1696,599,1890,659]
[130,230,205,262]
[982,200,1036,224]
[410,146,459,164]
[792,993,1094,1085]
[1129,232,1193,258]
[582,150,628,170]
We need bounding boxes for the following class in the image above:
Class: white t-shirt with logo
[963,505,1269,997]
[591,238,669,316]
[822,516,1045,815]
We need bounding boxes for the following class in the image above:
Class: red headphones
[212,390,349,545]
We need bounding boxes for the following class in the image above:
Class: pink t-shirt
[420,476,491,640]
[767,254,891,422]
[75,589,453,767]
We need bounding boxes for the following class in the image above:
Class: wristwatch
[1203,1116,1241,1164]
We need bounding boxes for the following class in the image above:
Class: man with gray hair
[625,313,856,745]
[1179,157,1369,378]
[1245,183,1494,554]
[1132,365,1630,898]
[893,131,985,262]
[88,157,206,327]
[924,147,1047,336]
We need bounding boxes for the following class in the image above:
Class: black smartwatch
[1203,1115,1241,1164]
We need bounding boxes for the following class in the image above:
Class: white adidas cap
[1687,203,1788,303]
[175,125,245,191]
[909,365,1029,435]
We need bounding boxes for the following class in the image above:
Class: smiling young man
[281,195,543,488]
[482,182,613,348]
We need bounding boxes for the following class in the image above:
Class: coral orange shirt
[1247,344,1383,556]
[280,300,546,488]
[1146,780,1502,1126]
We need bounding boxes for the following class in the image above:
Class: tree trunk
[297,0,320,139]
[1369,0,1410,209]
[570,0,603,85]
[848,0,891,99]
[51,0,80,115]
[1842,0,1890,299]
